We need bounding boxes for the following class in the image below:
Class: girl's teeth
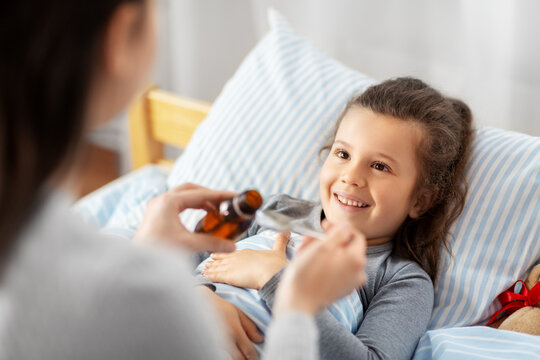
[337,195,367,208]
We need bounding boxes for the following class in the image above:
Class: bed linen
[73,165,168,240]
[413,326,540,360]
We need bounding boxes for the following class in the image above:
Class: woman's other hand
[273,222,367,316]
[134,183,237,253]
[200,287,263,360]
[202,232,290,289]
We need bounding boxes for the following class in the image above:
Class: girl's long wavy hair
[322,77,473,282]
[0,0,144,268]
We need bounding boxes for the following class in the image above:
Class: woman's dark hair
[0,0,144,266]
[322,77,473,282]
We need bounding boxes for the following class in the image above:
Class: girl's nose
[340,165,366,187]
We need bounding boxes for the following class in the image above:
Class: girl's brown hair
[323,77,473,281]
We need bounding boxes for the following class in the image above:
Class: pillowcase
[167,9,540,329]
[429,126,540,329]
[167,9,376,228]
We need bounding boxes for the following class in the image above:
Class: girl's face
[319,107,426,246]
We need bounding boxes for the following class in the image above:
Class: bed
[74,9,540,360]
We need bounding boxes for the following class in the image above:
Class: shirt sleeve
[260,264,433,360]
[263,312,319,360]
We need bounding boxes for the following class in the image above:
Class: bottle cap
[233,189,262,217]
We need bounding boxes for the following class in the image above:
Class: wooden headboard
[128,87,211,169]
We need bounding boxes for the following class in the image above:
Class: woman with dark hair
[0,1,367,359]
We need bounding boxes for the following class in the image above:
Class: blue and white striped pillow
[413,326,540,360]
[166,9,376,228]
[430,126,540,329]
[168,9,540,329]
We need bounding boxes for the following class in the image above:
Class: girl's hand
[273,222,367,316]
[134,183,237,253]
[202,232,290,289]
[200,287,263,360]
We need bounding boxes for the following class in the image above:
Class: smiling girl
[201,77,474,360]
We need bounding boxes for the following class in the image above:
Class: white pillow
[167,9,540,329]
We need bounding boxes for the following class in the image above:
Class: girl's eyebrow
[334,140,351,147]
[335,140,399,165]
[374,152,399,167]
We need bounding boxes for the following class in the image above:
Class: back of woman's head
[343,77,473,281]
[0,0,143,265]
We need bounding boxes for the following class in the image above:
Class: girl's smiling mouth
[333,192,371,210]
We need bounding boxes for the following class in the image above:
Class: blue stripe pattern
[430,127,540,329]
[73,165,168,240]
[413,327,540,360]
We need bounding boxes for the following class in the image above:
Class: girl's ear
[409,187,437,219]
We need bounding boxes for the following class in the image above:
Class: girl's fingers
[233,321,259,360]
[272,232,290,253]
[237,308,264,344]
[210,252,229,260]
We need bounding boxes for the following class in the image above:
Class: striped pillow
[430,127,540,329]
[168,9,540,329]
[413,326,540,359]
[166,9,375,228]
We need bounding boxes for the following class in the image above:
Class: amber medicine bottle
[194,189,263,240]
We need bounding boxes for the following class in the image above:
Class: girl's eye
[335,150,350,160]
[372,162,390,172]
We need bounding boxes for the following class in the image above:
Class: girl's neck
[366,237,392,247]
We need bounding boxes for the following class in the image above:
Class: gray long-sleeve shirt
[0,190,318,360]
[251,194,434,360]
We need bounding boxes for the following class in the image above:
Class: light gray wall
[154,0,540,136]
[90,0,540,173]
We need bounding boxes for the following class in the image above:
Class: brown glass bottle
[194,189,263,240]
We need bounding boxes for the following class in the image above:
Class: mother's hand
[202,232,290,289]
[273,222,367,316]
[134,183,237,253]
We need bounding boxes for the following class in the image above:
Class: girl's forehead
[337,107,424,141]
[336,107,425,165]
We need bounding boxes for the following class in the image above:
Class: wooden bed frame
[128,87,211,169]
